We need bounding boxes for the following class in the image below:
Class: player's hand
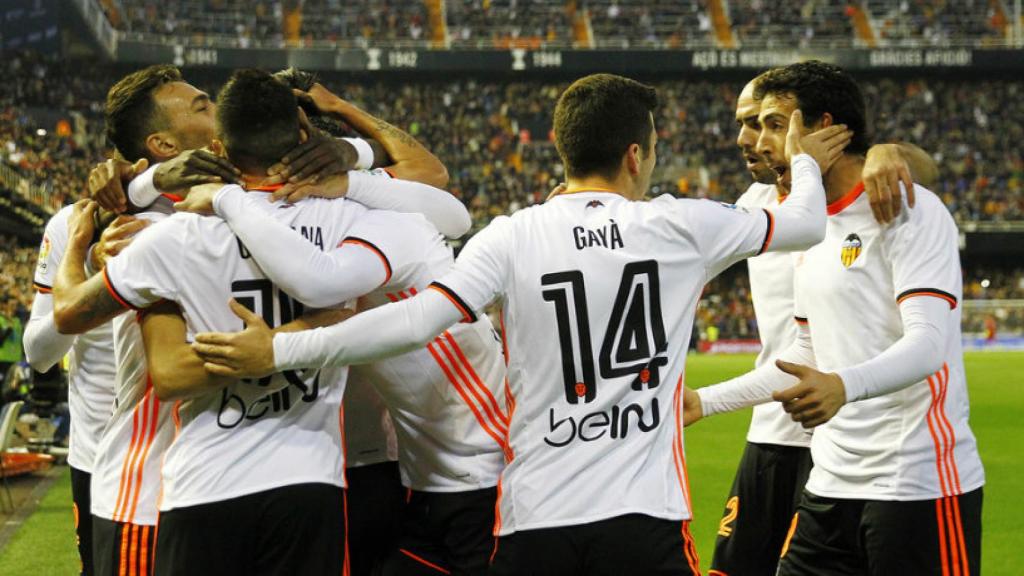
[154,149,240,192]
[786,110,852,173]
[67,199,99,250]
[267,173,351,204]
[682,386,703,426]
[173,183,223,215]
[89,215,148,270]
[863,143,916,224]
[267,108,357,185]
[89,158,149,213]
[291,83,345,117]
[193,299,277,378]
[772,360,847,428]
[545,182,567,202]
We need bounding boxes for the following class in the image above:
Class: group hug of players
[20,59,983,576]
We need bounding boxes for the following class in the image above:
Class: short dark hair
[754,61,870,155]
[105,65,183,162]
[216,69,300,173]
[553,74,658,180]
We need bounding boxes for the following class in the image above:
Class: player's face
[756,92,798,193]
[735,87,775,185]
[153,81,218,154]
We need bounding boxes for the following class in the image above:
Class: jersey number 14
[541,260,668,405]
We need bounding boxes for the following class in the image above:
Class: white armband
[128,164,162,209]
[342,138,374,170]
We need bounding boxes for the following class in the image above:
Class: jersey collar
[827,182,864,216]
[247,183,285,192]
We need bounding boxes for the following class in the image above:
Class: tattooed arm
[53,201,131,334]
[310,85,449,188]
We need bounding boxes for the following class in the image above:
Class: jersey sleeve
[885,187,961,309]
[33,208,70,292]
[341,209,432,290]
[103,219,185,309]
[344,170,471,239]
[430,215,514,323]
[661,196,772,280]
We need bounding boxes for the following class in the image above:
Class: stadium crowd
[102,0,1010,48]
[1,51,1022,360]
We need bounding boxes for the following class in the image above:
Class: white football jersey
[435,190,777,534]
[343,372,398,468]
[90,209,174,525]
[104,192,362,511]
[33,205,116,473]
[797,184,984,500]
[735,183,812,447]
[334,212,508,491]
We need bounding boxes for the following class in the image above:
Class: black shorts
[777,488,983,576]
[71,466,95,576]
[488,514,701,576]
[381,486,496,576]
[153,483,346,576]
[710,442,812,576]
[347,461,406,576]
[92,515,157,576]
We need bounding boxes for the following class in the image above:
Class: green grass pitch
[0,352,1020,574]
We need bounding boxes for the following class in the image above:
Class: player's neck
[824,155,864,205]
[564,174,638,200]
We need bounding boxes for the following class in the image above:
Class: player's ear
[210,139,226,157]
[626,142,642,176]
[145,131,178,161]
[819,112,834,129]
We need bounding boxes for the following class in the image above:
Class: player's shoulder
[43,203,75,236]
[898,184,955,229]
[735,182,777,208]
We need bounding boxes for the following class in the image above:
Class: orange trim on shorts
[681,521,701,575]
[399,549,451,574]
[780,513,799,558]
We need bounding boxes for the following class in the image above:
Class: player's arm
[688,112,843,279]
[52,201,134,334]
[863,142,939,223]
[23,293,75,371]
[24,212,75,370]
[145,299,354,401]
[296,83,448,188]
[688,319,818,424]
[192,216,512,377]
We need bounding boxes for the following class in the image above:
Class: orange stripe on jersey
[435,336,508,437]
[670,377,693,512]
[428,283,477,323]
[117,391,152,522]
[897,288,958,310]
[758,209,775,255]
[442,331,509,427]
[127,391,161,523]
[32,281,52,294]
[103,267,139,311]
[794,316,808,326]
[114,394,146,522]
[399,549,451,574]
[936,364,963,493]
[926,373,951,497]
[341,237,392,284]
[427,341,512,461]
